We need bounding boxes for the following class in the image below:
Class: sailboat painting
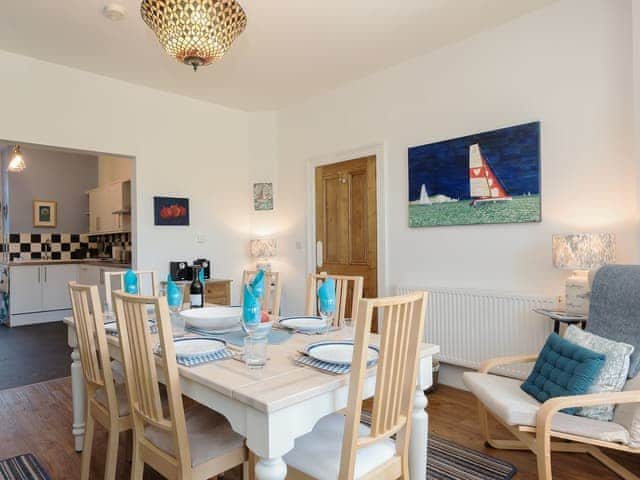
[408,122,540,227]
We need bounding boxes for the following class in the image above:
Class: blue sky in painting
[408,122,540,201]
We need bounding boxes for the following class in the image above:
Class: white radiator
[397,286,558,379]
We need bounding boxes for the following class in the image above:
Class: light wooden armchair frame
[304,273,364,327]
[241,270,282,318]
[104,270,158,311]
[112,290,248,479]
[69,282,132,480]
[289,291,428,480]
[477,354,640,480]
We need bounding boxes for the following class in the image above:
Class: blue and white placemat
[294,355,352,374]
[104,320,157,336]
[175,348,234,366]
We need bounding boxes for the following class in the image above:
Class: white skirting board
[437,363,472,391]
[9,309,71,327]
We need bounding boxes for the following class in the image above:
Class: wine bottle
[189,266,204,308]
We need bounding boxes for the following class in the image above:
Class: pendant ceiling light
[140,0,247,71]
[8,145,26,173]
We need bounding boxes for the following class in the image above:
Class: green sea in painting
[408,194,540,227]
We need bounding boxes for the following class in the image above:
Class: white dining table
[64,317,438,480]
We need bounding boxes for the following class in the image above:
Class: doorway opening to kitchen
[0,140,136,390]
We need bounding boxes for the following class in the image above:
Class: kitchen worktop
[4,259,131,269]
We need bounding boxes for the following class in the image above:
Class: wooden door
[315,156,377,313]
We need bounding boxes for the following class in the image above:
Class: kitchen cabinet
[10,264,78,315]
[88,180,131,234]
[78,264,126,305]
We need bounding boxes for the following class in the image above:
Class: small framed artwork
[253,182,274,211]
[33,200,57,228]
[154,196,190,226]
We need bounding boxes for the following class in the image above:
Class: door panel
[10,266,42,314]
[315,156,377,312]
[42,264,78,310]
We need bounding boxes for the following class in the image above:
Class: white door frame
[305,142,389,297]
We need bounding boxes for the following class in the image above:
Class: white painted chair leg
[409,385,428,480]
[70,346,87,452]
[255,457,286,480]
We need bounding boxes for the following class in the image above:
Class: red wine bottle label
[190,294,203,307]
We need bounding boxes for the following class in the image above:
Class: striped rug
[360,411,516,480]
[0,454,50,480]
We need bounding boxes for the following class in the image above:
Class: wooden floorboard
[0,378,638,479]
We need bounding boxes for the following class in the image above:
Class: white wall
[0,50,251,303]
[274,0,637,313]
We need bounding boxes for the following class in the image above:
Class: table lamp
[250,239,277,272]
[552,233,615,314]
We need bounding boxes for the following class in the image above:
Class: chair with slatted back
[305,273,364,327]
[104,270,157,311]
[241,270,282,318]
[112,290,248,479]
[285,291,428,480]
[68,282,132,480]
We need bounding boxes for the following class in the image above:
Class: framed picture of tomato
[154,196,190,226]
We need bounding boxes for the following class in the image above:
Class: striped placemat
[175,348,234,367]
[0,454,50,480]
[293,355,352,374]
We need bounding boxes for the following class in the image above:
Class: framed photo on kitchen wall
[154,196,190,226]
[33,200,57,228]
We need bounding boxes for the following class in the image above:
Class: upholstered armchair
[464,265,640,480]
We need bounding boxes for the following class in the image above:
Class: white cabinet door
[42,264,78,310]
[9,266,43,314]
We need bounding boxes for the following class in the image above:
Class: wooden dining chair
[68,282,132,480]
[285,291,428,480]
[104,270,157,311]
[241,269,282,318]
[112,290,248,480]
[304,273,364,327]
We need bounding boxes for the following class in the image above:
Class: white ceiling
[0,0,556,111]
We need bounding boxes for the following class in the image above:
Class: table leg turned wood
[255,457,287,480]
[69,328,86,452]
[410,384,428,480]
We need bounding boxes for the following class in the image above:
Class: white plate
[172,337,226,358]
[304,341,379,366]
[180,306,241,330]
[278,316,326,331]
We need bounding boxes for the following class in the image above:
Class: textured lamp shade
[552,233,616,270]
[250,239,277,259]
[8,145,26,172]
[141,0,247,71]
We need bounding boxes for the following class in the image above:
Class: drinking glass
[244,335,268,369]
[318,298,336,333]
[166,287,185,336]
[242,294,262,337]
[102,302,115,323]
[343,317,354,340]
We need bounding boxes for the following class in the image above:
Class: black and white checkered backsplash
[3,232,130,261]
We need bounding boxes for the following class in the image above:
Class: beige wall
[98,155,131,185]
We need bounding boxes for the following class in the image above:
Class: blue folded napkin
[242,284,261,325]
[166,275,183,308]
[124,269,138,294]
[198,267,205,284]
[318,278,336,313]
[251,269,265,299]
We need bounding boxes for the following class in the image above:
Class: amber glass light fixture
[8,145,26,172]
[140,0,247,71]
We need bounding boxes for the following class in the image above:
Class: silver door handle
[38,267,41,283]
[44,266,47,283]
[316,241,323,268]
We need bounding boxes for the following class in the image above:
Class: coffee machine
[169,259,211,281]
[193,258,211,279]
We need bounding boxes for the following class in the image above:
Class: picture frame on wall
[154,196,190,226]
[408,121,541,227]
[33,200,57,228]
[253,182,274,211]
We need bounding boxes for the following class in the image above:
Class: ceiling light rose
[140,0,247,71]
[103,3,127,21]
[8,145,26,172]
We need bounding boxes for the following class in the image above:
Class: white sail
[418,184,431,205]
[469,143,491,198]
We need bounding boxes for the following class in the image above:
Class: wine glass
[318,297,336,334]
[343,317,354,340]
[242,293,262,337]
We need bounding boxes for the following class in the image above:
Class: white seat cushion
[145,404,244,467]
[463,372,631,445]
[613,373,640,447]
[283,413,396,480]
[95,381,130,417]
